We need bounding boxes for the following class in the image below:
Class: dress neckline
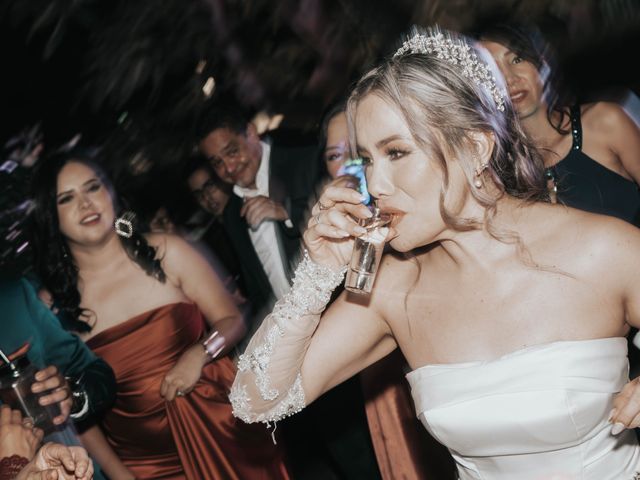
[86,302,195,348]
[407,336,627,377]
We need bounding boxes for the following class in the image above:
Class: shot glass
[344,207,392,294]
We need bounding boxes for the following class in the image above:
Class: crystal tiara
[394,29,506,112]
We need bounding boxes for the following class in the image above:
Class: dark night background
[1,0,639,275]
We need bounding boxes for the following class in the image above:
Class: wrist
[0,455,30,479]
[281,250,347,316]
[202,331,226,363]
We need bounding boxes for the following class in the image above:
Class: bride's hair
[346,29,548,242]
[30,147,165,332]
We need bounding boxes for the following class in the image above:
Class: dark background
[1,0,639,276]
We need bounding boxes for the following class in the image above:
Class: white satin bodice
[406,337,640,479]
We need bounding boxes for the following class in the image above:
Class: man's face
[188,168,230,216]
[199,124,262,189]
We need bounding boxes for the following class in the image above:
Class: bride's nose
[366,161,394,200]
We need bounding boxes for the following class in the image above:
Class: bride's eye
[387,147,410,160]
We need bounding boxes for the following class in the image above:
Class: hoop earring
[115,211,136,238]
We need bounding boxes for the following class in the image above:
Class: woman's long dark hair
[30,147,165,332]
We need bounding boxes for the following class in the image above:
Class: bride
[231,29,640,479]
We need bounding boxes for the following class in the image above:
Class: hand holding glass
[345,207,392,294]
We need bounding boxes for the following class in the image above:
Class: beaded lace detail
[230,251,346,424]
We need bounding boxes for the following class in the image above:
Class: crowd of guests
[1,18,639,480]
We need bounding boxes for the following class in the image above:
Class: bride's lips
[378,207,405,228]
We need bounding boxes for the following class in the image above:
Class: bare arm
[159,233,246,348]
[150,234,246,400]
[79,425,134,480]
[599,220,640,433]
[593,102,640,184]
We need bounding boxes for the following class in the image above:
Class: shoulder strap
[569,105,582,151]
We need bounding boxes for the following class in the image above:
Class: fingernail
[362,207,373,216]
[339,230,350,238]
[611,422,626,435]
[608,408,617,422]
[354,226,367,235]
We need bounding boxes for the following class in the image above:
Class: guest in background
[479,23,640,224]
[319,99,350,180]
[185,158,245,299]
[1,277,116,431]
[30,148,290,480]
[199,103,380,479]
[197,102,323,313]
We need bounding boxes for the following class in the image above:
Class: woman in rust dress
[31,148,290,480]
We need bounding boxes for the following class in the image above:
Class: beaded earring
[114,211,136,238]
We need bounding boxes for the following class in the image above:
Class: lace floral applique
[230,251,346,424]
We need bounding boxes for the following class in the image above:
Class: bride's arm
[230,252,397,424]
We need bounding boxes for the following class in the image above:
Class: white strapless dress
[406,337,640,479]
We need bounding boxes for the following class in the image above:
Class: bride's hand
[610,377,640,434]
[303,185,373,270]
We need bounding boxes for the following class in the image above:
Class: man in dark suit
[197,104,381,480]
[197,104,321,315]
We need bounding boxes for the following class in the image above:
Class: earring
[474,162,488,189]
[115,211,136,238]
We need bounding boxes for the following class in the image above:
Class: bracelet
[66,374,90,421]
[69,389,90,420]
[0,455,29,479]
[203,331,226,362]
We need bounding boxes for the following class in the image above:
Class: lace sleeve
[230,251,346,424]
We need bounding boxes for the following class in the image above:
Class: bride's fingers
[314,186,365,213]
[308,209,367,237]
[310,223,351,240]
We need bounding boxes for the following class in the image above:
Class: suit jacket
[223,142,321,314]
[0,278,116,427]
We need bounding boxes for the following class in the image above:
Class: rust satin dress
[87,302,290,480]
[361,350,455,480]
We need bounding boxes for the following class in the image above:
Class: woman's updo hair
[347,28,547,236]
[30,147,165,332]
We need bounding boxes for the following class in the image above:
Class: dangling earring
[474,162,488,189]
[115,211,136,238]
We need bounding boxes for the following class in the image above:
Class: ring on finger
[176,390,185,397]
[314,213,322,224]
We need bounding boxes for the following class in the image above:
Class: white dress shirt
[233,141,291,300]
